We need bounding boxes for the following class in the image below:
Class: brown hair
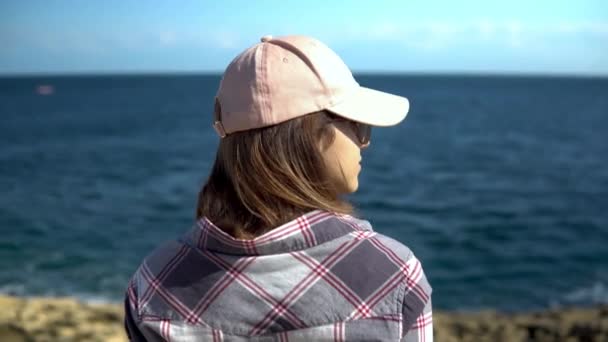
[196,110,354,239]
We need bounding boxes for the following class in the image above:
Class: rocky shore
[1,295,606,341]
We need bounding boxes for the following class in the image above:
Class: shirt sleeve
[400,255,433,342]
[124,278,149,342]
[401,297,433,341]
[124,297,149,341]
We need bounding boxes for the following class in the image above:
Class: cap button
[260,35,273,43]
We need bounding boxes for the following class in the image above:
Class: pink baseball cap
[213,35,410,137]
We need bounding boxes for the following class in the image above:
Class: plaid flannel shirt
[124,210,433,341]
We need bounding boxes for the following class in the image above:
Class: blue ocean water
[1,74,607,312]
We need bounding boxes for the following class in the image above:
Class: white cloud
[106,29,242,50]
[349,20,608,51]
[212,31,240,49]
[553,22,608,35]
[158,31,177,46]
[478,19,496,40]
[6,20,607,62]
[367,23,400,40]
[427,22,464,36]
[506,21,523,48]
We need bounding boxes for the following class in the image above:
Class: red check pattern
[199,250,307,330]
[124,210,433,341]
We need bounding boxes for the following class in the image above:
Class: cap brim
[326,86,409,127]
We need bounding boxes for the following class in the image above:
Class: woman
[124,35,432,341]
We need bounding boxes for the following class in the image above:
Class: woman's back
[125,211,432,341]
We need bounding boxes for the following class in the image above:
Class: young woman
[124,35,433,341]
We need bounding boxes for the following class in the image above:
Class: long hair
[196,110,354,239]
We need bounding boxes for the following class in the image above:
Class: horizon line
[1,70,607,79]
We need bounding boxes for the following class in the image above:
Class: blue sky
[1,0,607,75]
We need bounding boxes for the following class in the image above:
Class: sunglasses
[329,114,372,146]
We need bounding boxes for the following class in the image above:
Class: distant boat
[36,85,54,95]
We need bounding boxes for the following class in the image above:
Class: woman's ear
[317,124,336,152]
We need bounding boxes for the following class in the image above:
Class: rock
[0,295,127,341]
[0,294,607,341]
[0,323,32,342]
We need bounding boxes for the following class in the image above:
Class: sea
[1,74,607,312]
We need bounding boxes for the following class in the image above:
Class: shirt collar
[181,210,373,256]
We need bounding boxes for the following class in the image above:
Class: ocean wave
[545,281,608,310]
[561,281,608,306]
[0,283,121,305]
